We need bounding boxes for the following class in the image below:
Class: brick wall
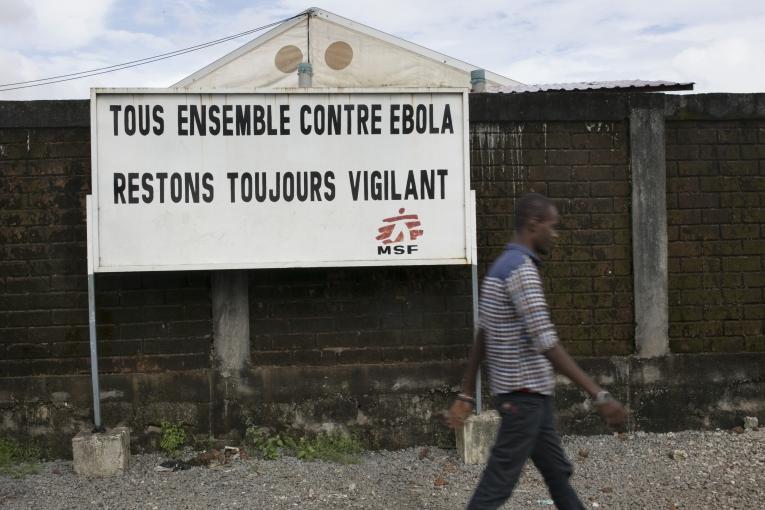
[0,125,213,378]
[246,119,635,365]
[666,120,765,353]
[4,97,764,379]
[471,121,634,356]
[249,266,472,365]
[3,95,765,449]
[0,107,638,375]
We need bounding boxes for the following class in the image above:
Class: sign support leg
[86,196,103,432]
[471,261,481,415]
[469,190,481,414]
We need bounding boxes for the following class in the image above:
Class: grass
[0,438,43,478]
[244,427,364,464]
[295,433,364,464]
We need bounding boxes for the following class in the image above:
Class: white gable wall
[182,18,307,89]
[306,16,470,88]
[175,11,519,90]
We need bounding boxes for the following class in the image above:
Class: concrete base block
[72,427,130,477]
[455,410,500,465]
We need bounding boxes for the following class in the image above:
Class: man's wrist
[456,393,476,405]
[587,385,604,399]
[592,390,613,407]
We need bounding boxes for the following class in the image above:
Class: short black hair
[513,193,554,231]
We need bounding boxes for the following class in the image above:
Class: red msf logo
[376,208,423,244]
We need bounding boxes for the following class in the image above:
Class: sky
[1,0,764,100]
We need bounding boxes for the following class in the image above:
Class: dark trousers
[467,392,584,510]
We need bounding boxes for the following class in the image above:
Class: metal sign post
[468,190,481,414]
[86,195,103,431]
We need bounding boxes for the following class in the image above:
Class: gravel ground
[1,429,763,509]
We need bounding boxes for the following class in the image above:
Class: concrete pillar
[456,411,499,464]
[72,427,130,477]
[212,271,250,375]
[629,107,669,358]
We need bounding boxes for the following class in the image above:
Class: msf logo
[376,208,423,255]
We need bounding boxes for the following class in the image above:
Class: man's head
[513,193,559,256]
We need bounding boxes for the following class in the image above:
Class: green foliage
[0,438,43,478]
[159,421,187,454]
[297,433,363,464]
[244,427,285,460]
[244,427,363,464]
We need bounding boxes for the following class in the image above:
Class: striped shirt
[479,243,559,396]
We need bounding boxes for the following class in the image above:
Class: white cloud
[0,0,34,26]
[1,0,114,52]
[671,37,765,92]
[1,0,764,99]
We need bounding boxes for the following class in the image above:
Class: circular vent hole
[325,41,353,70]
[275,45,303,73]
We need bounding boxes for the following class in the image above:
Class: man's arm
[507,262,627,426]
[445,329,485,429]
[545,343,626,426]
[459,328,485,397]
[544,343,600,398]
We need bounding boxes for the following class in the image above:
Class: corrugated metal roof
[497,80,694,93]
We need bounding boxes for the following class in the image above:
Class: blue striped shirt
[479,243,559,396]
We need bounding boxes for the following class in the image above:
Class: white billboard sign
[90,88,471,272]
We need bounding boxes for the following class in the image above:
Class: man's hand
[596,399,627,427]
[544,344,629,428]
[446,399,474,429]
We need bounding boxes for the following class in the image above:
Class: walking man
[447,193,627,509]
